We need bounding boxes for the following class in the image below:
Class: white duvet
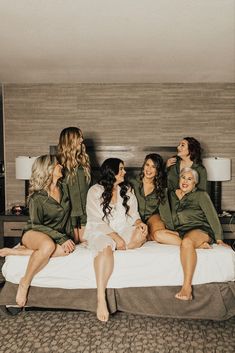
[2,241,235,289]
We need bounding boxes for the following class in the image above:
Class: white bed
[2,241,235,289]
[1,241,235,320]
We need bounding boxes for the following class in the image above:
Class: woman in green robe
[167,137,207,192]
[57,127,91,243]
[0,155,75,307]
[130,153,179,244]
[161,167,227,301]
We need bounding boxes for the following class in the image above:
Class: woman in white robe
[83,158,148,322]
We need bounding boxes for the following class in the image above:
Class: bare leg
[0,247,34,257]
[94,246,114,322]
[16,231,56,307]
[147,214,165,241]
[154,229,182,246]
[175,230,210,301]
[147,214,182,246]
[128,227,147,249]
[79,226,86,243]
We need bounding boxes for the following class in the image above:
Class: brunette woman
[57,127,91,243]
[83,158,147,322]
[131,154,180,245]
[167,137,207,192]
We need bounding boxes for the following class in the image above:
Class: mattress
[2,241,235,289]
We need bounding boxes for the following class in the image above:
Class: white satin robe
[83,184,141,257]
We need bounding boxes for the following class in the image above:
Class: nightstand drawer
[221,224,235,232]
[3,222,27,237]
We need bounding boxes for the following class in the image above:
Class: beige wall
[3,83,235,210]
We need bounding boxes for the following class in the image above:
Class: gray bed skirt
[0,281,235,320]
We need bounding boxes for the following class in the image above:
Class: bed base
[0,281,235,320]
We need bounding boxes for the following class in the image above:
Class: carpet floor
[0,259,235,353]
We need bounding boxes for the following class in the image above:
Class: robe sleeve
[85,185,115,235]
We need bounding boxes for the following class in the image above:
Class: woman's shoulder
[29,190,48,202]
[129,177,140,188]
[193,162,206,172]
[88,184,104,193]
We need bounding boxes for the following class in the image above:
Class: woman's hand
[166,157,177,168]
[62,239,76,254]
[110,232,127,250]
[217,240,230,248]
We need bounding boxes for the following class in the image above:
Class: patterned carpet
[0,258,235,353]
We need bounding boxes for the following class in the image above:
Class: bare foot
[97,299,109,322]
[0,248,11,257]
[175,286,193,301]
[198,242,212,249]
[16,278,29,307]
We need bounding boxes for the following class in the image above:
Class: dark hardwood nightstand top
[0,214,29,221]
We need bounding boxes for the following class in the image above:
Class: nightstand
[0,214,29,248]
[219,213,235,246]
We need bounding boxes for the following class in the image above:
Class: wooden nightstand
[219,213,235,246]
[0,214,29,248]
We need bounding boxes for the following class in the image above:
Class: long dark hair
[139,153,165,204]
[184,137,202,164]
[98,158,130,220]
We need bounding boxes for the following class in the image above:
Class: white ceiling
[0,0,234,83]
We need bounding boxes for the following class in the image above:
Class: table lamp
[203,157,231,214]
[15,156,37,205]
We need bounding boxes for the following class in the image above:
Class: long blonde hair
[57,127,91,183]
[28,155,58,198]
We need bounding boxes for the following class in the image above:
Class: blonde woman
[162,167,227,301]
[0,155,75,307]
[57,127,91,243]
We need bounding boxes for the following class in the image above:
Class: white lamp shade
[15,156,37,180]
[203,157,231,181]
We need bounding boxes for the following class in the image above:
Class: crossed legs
[175,229,211,301]
[1,230,70,307]
[147,214,181,246]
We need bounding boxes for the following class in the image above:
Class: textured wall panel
[3,83,235,210]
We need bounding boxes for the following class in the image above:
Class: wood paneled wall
[3,83,235,210]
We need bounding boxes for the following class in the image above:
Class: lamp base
[210,181,222,214]
[25,180,30,206]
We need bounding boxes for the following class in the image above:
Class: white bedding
[2,241,235,289]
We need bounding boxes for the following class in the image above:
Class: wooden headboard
[50,144,175,181]
[50,145,175,167]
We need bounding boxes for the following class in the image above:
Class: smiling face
[143,159,157,180]
[177,139,190,159]
[115,163,126,185]
[179,171,196,194]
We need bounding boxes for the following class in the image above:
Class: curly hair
[28,155,58,198]
[183,137,202,164]
[139,153,165,204]
[57,126,91,183]
[98,158,130,221]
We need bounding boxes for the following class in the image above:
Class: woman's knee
[154,229,167,243]
[101,245,113,256]
[181,237,194,249]
[39,241,56,257]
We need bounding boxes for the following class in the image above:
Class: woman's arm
[128,189,142,224]
[29,198,69,245]
[199,192,223,241]
[197,166,208,191]
[86,185,115,235]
